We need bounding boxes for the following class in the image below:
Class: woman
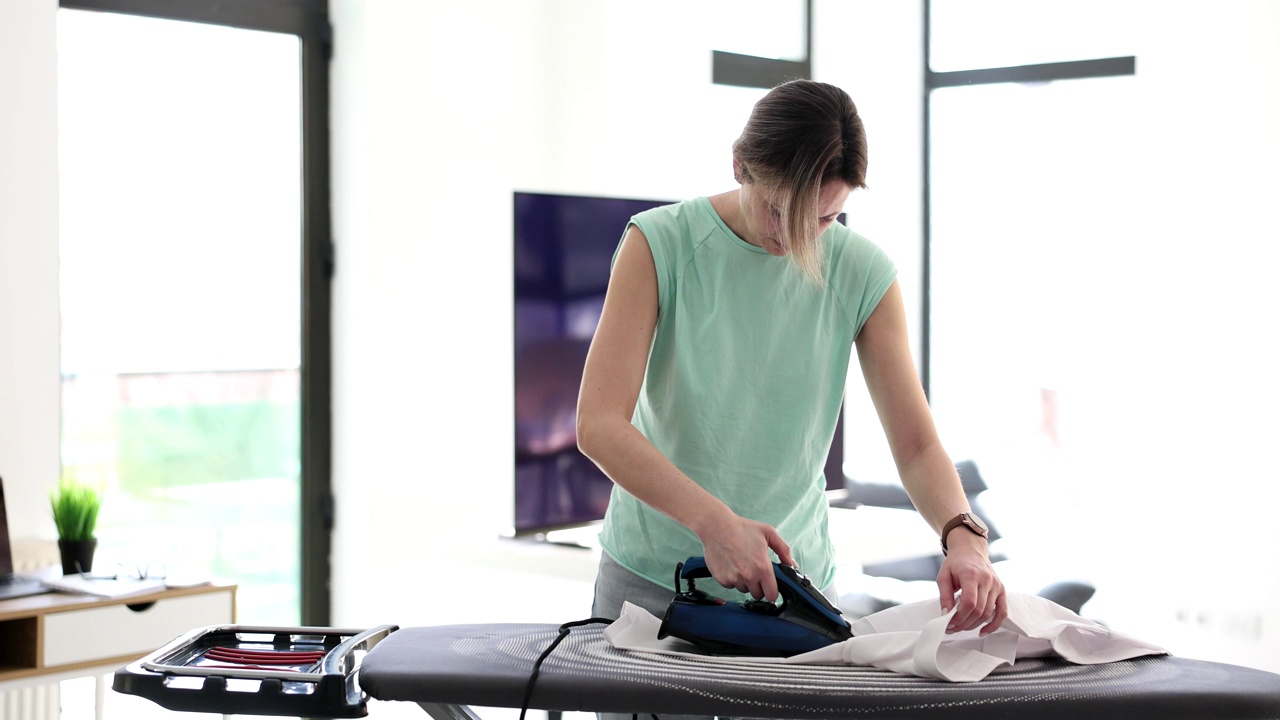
[576,79,1006,641]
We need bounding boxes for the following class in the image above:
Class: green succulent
[50,478,102,541]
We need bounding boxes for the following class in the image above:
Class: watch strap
[940,512,987,556]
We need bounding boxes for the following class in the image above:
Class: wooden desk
[0,582,236,718]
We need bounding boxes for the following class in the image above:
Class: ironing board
[114,622,1280,720]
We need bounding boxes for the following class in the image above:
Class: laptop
[0,475,53,600]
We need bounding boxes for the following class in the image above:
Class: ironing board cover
[358,622,1280,719]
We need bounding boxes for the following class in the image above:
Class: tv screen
[511,191,847,537]
[512,192,672,535]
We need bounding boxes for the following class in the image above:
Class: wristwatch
[940,512,989,556]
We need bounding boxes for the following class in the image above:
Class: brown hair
[733,79,867,285]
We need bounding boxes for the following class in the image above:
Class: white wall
[0,0,61,539]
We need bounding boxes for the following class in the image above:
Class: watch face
[963,513,989,534]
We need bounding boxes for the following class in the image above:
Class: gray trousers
[591,552,682,620]
[591,552,712,720]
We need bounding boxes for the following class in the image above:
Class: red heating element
[200,646,328,671]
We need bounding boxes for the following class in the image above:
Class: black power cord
[518,617,660,720]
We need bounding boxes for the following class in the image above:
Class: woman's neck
[708,189,757,247]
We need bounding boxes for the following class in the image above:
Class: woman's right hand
[698,514,795,602]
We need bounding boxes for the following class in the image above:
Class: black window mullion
[712,51,810,89]
[59,0,315,35]
[711,0,813,88]
[929,56,1137,89]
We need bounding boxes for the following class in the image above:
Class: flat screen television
[511,191,846,537]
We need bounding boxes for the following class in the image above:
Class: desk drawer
[43,592,233,668]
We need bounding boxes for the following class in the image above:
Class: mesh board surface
[359,623,1280,719]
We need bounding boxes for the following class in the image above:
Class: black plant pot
[58,538,98,575]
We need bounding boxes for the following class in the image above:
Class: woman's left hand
[936,531,1007,636]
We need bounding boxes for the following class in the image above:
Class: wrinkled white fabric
[603,592,1166,682]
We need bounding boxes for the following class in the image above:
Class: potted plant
[50,477,102,575]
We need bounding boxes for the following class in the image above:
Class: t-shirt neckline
[697,196,770,255]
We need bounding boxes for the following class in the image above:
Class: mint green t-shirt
[598,196,897,597]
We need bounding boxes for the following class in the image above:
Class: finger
[979,588,1009,636]
[968,583,999,632]
[964,580,1002,632]
[937,571,958,614]
[713,563,751,595]
[760,566,780,602]
[948,580,989,633]
[966,596,997,633]
[974,579,1005,631]
[768,529,795,568]
[947,594,974,633]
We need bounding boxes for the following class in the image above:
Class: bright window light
[58,8,303,625]
[706,0,807,61]
[930,0,1136,71]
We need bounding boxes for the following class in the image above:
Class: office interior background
[2,1,1279,718]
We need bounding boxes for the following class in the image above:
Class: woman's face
[737,178,851,257]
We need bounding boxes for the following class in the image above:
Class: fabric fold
[604,592,1166,682]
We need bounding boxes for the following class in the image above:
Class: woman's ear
[733,158,744,184]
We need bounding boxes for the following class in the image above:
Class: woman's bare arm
[855,279,1007,635]
[576,225,794,600]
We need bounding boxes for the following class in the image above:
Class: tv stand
[505,523,601,551]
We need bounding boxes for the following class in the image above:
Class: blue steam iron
[657,556,853,657]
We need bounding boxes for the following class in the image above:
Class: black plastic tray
[112,624,398,718]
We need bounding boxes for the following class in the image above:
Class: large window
[58,8,303,623]
[929,0,1137,72]
[56,0,332,626]
[925,2,1137,574]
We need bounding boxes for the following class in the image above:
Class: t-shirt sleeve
[827,227,897,338]
[854,241,898,337]
[623,210,675,314]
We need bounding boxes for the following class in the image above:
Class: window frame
[57,0,334,625]
[920,0,1135,398]
[712,0,812,88]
